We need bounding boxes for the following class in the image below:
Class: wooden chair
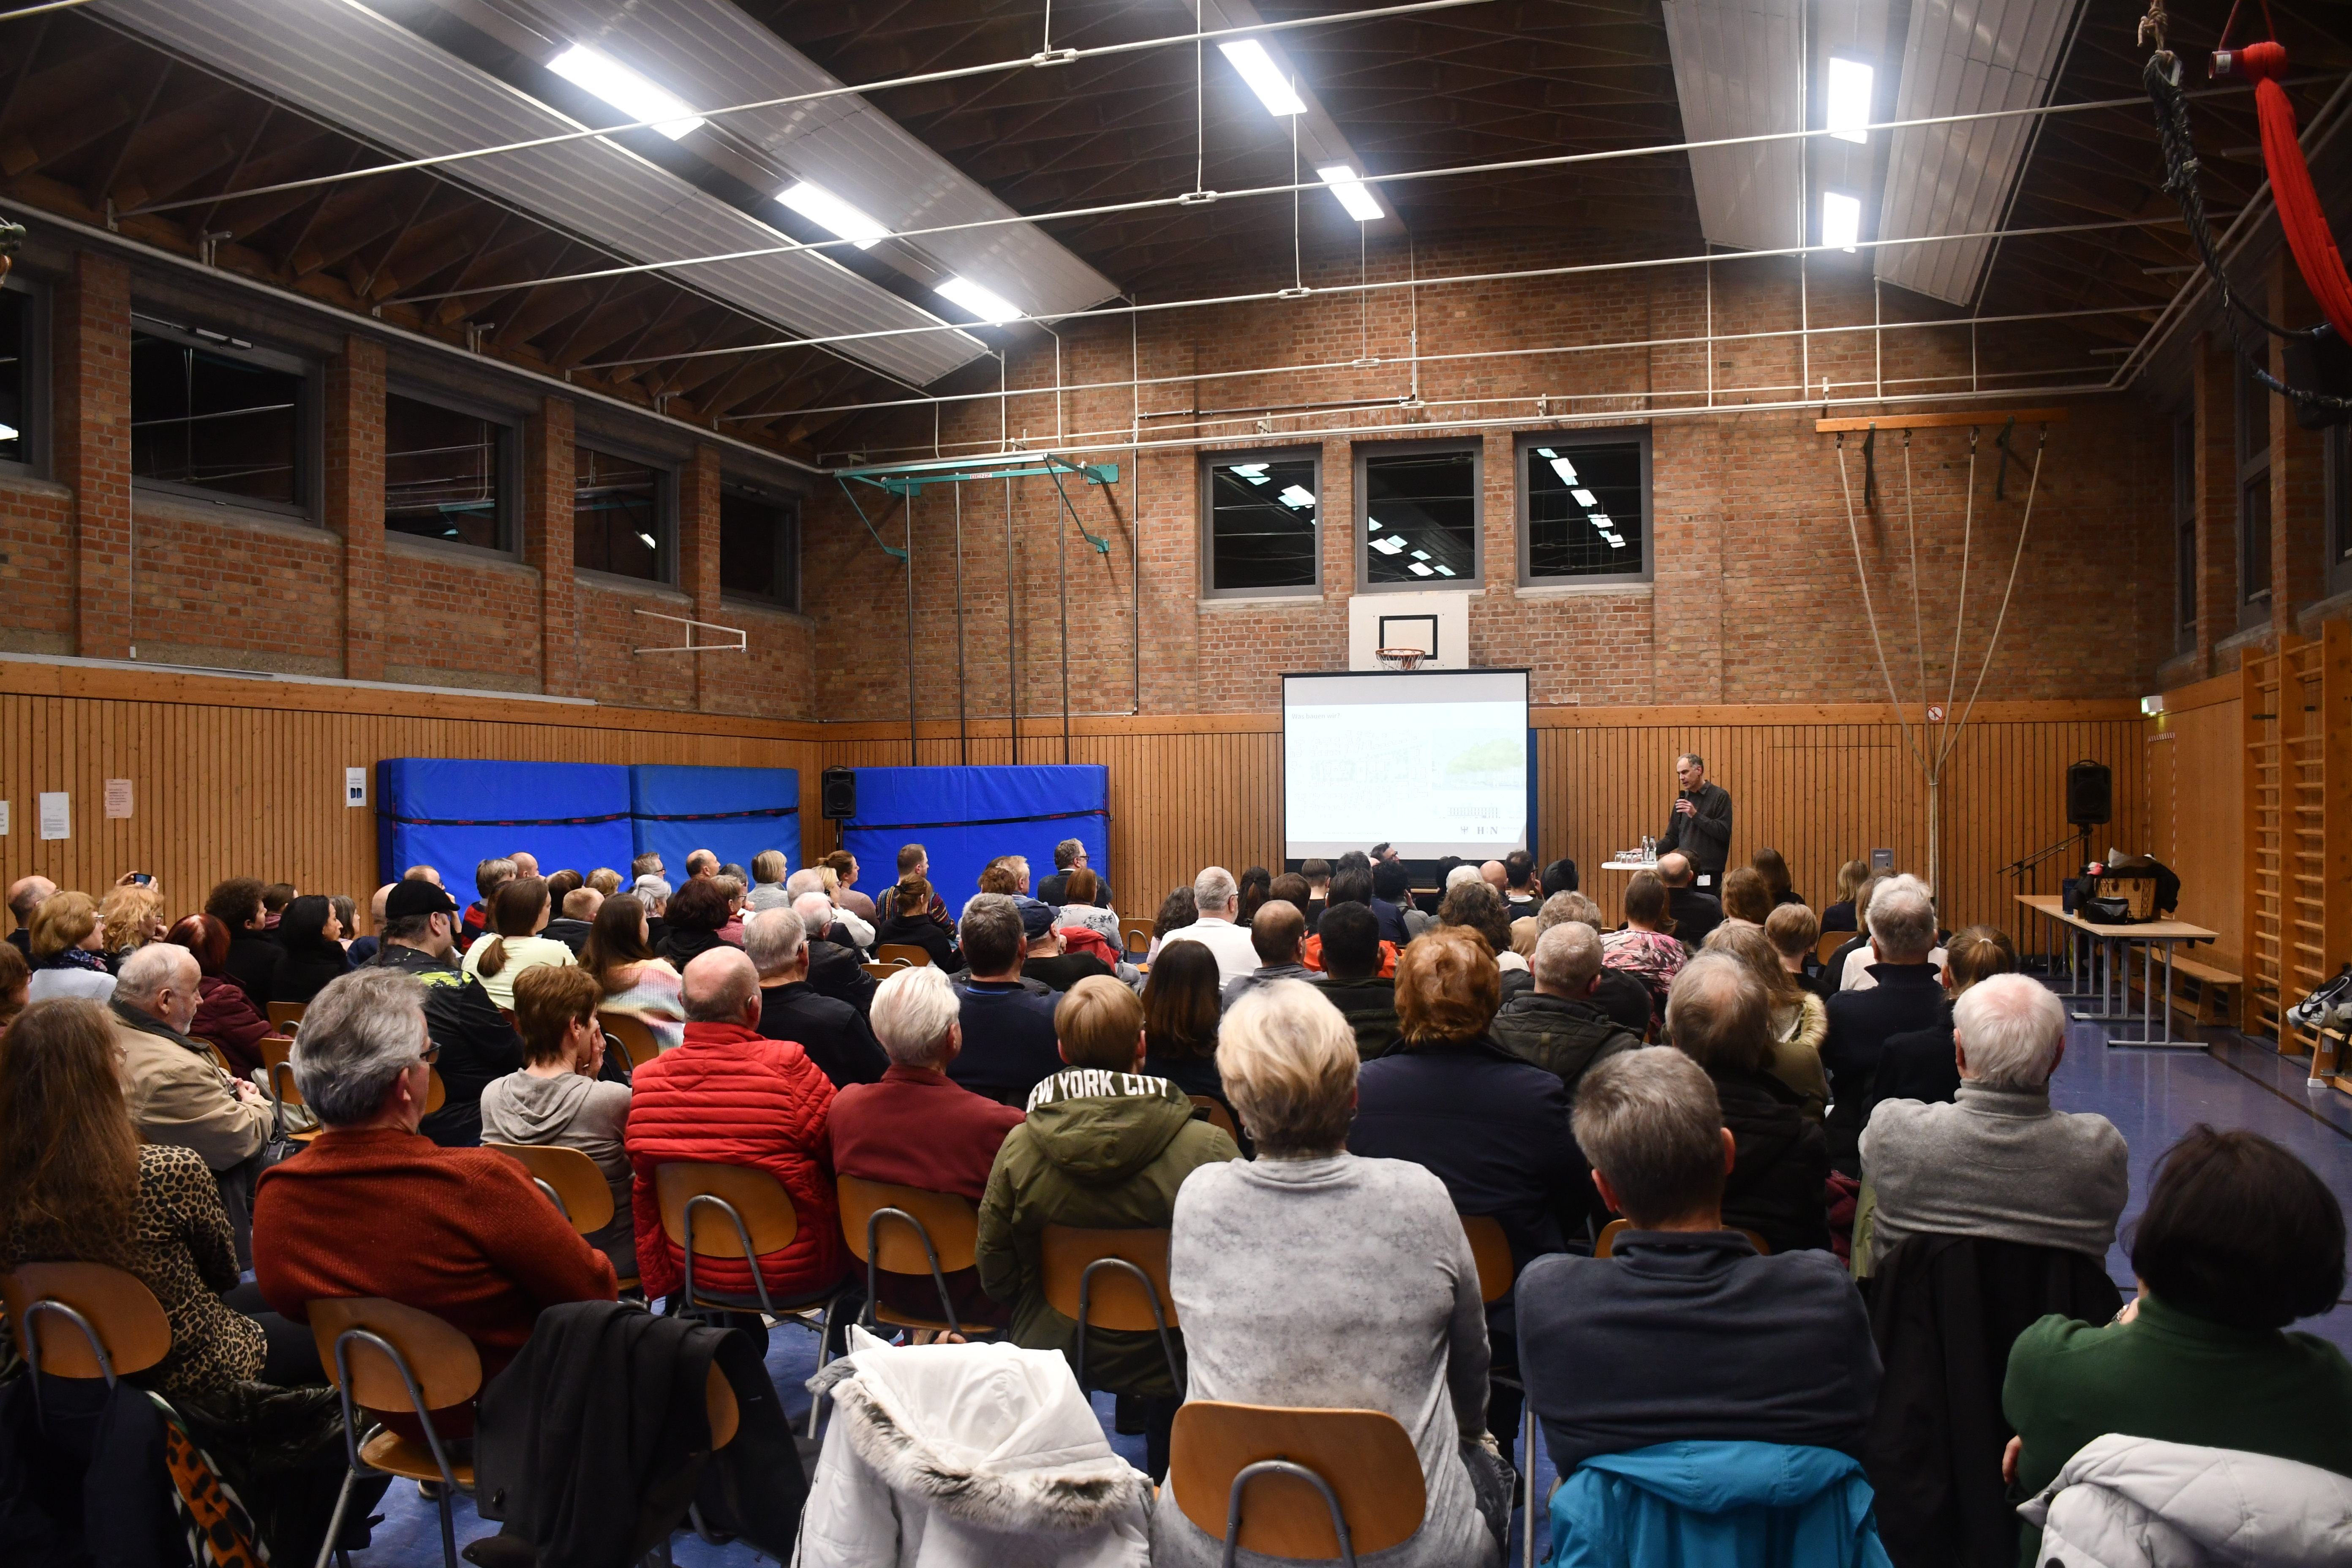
[267,1000,307,1034]
[425,1067,446,1117]
[486,1142,637,1292]
[860,961,899,981]
[1122,921,1154,958]
[1815,932,1848,966]
[1170,1402,1426,1567]
[1187,1094,1239,1140]
[1,1263,173,1431]
[1461,1217,1543,1566]
[596,1010,662,1070]
[310,1296,482,1568]
[874,943,931,969]
[836,1175,999,1338]
[1039,1224,1181,1394]
[1595,1218,1770,1257]
[266,1059,325,1144]
[191,1034,233,1074]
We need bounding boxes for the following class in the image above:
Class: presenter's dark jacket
[371,942,525,1148]
[1658,779,1734,882]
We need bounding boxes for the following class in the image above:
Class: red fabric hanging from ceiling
[2232,41,2352,340]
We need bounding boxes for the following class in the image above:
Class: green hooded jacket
[976,1070,1239,1397]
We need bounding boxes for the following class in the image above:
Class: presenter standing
[1658,752,1732,889]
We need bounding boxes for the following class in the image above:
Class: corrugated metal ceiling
[1662,0,1805,254]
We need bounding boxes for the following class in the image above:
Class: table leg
[2161,946,2175,1045]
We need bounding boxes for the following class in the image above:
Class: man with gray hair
[788,867,875,949]
[1860,972,2127,1269]
[1538,890,1654,1035]
[8,872,55,958]
[1665,953,1831,1256]
[1657,750,1732,888]
[253,968,617,1394]
[1037,838,1111,910]
[1517,1048,1876,1477]
[946,892,1064,1106]
[1821,874,1949,1175]
[1492,921,1642,1099]
[790,890,879,1018]
[1838,872,1946,993]
[746,906,884,1088]
[113,943,272,1236]
[1161,865,1258,985]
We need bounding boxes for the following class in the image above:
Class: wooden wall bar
[1,660,2138,945]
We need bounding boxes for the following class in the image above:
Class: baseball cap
[1017,898,1058,939]
[384,879,460,922]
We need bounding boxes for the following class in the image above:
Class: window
[1518,430,1650,585]
[2236,354,2270,621]
[385,392,510,551]
[0,285,28,469]
[1358,443,1478,590]
[719,483,799,608]
[1203,449,1319,596]
[131,324,305,510]
[2173,417,2196,648]
[574,445,667,581]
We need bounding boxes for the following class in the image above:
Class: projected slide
[1284,670,1530,860]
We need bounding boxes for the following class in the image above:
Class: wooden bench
[2138,951,2240,1029]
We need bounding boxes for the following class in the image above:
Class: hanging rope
[1834,431,1929,778]
[1903,432,1929,747]
[1944,424,2051,745]
[1939,428,1980,758]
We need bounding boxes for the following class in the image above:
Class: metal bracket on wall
[631,608,746,654]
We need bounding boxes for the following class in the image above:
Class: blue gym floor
[344,990,2352,1567]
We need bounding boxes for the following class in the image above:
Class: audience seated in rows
[7,873,54,958]
[582,891,684,1053]
[747,849,794,912]
[255,969,618,1439]
[1822,875,1946,1174]
[1160,866,1257,986]
[1369,857,1424,947]
[1233,865,1273,928]
[1752,847,1805,909]
[2002,1125,2352,1565]
[1663,953,1831,1255]
[346,883,390,967]
[653,876,736,971]
[368,877,525,1148]
[203,878,281,1011]
[828,964,1022,1329]
[746,906,884,1088]
[1142,884,1197,963]
[942,894,1064,1107]
[1015,899,1120,992]
[1436,881,1528,1002]
[542,885,601,956]
[98,879,168,970]
[1863,924,2015,1121]
[1139,939,1233,1119]
[822,849,877,923]
[1764,900,1829,1000]
[624,947,843,1311]
[29,890,117,1004]
[1300,866,1397,977]
[871,861,959,970]
[458,875,576,1011]
[1350,927,1594,1467]
[270,894,351,1006]
[1052,866,1122,947]
[479,964,636,1279]
[1220,898,1310,1005]
[1304,900,1402,1058]
[1603,870,1686,1018]
[1704,922,1828,1122]
[1862,973,2128,1273]
[1502,849,1543,921]
[1655,852,1725,947]
[794,893,882,1016]
[786,866,874,950]
[977,976,1238,1477]
[166,912,272,1076]
[1491,920,1642,1098]
[1520,1047,1879,1470]
[1037,838,1113,912]
[1156,980,1508,1568]
[1539,891,1654,1036]
[1718,866,1773,929]
[112,945,273,1228]
[460,857,517,953]
[1822,858,1869,932]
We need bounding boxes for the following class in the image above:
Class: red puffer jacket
[625,1021,846,1302]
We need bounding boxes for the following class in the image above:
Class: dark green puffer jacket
[977,1070,1238,1397]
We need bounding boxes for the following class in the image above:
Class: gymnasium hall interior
[1,0,2349,1563]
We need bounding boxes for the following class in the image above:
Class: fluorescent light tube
[1279,485,1316,510]
[1410,550,1430,561]
[0,423,16,441]
[1535,447,1556,458]
[1548,457,1579,485]
[1367,517,1382,530]
[547,44,704,139]
[1571,488,1597,507]
[1433,564,1455,576]
[1408,561,1434,576]
[1220,39,1305,115]
[1826,57,1873,144]
[936,276,1023,324]
[637,532,658,549]
[1316,164,1383,222]
[1371,535,1406,555]
[776,180,889,249]
[1588,513,1613,528]
[1824,191,1861,252]
[1229,463,1268,475]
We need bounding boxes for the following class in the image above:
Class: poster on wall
[105,779,133,819]
[38,792,70,841]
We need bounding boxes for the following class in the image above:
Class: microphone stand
[2002,829,2090,977]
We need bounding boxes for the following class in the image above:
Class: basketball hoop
[1375,648,1429,670]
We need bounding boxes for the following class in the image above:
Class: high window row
[1200,430,1654,598]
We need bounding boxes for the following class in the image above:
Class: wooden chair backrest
[860,962,898,981]
[1,1263,172,1378]
[1816,932,1848,965]
[267,1001,307,1033]
[1187,1094,1239,1140]
[425,1067,447,1116]
[1594,1218,1771,1258]
[487,1142,615,1235]
[596,1011,662,1070]
[191,1036,232,1074]
[1039,1225,1178,1333]
[1121,922,1154,956]
[1171,1402,1425,1559]
[260,1034,295,1072]
[836,1176,983,1274]
[268,1058,305,1109]
[309,1296,483,1413]
[874,944,931,969]
[1459,1216,1515,1305]
[705,1362,739,1449]
[656,1162,800,1258]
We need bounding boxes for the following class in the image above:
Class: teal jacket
[1546,1441,1894,1568]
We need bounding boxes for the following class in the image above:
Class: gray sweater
[1153,1152,1500,1568]
[1860,1083,2129,1269]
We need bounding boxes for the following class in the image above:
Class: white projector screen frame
[1282,668,1532,862]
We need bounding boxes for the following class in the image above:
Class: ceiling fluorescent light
[1367,517,1382,530]
[1220,39,1306,116]
[1548,457,1579,485]
[1230,463,1268,475]
[936,276,1023,324]
[1535,447,1556,458]
[547,44,705,139]
[1433,564,1455,576]
[1823,191,1862,252]
[1571,488,1598,507]
[1826,57,1873,143]
[1316,164,1383,222]
[1279,485,1316,510]
[637,532,658,549]
[1408,561,1435,576]
[0,423,16,441]
[776,180,889,249]
[1371,535,1406,554]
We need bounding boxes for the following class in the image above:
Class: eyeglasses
[417,1040,441,1065]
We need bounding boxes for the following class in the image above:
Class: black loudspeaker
[820,767,857,820]
[2066,760,2112,828]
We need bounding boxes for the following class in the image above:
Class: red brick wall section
[381,542,542,692]
[681,444,723,710]
[57,250,131,660]
[0,474,75,654]
[521,396,576,696]
[325,335,387,678]
[126,502,341,674]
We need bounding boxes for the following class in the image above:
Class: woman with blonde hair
[1156,978,1508,1568]
[27,890,115,1003]
[1704,921,1828,1122]
[1823,858,1870,932]
[748,848,793,910]
[98,880,168,967]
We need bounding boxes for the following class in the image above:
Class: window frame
[571,438,676,589]
[382,382,519,559]
[0,271,48,479]
[1354,436,1483,595]
[1513,426,1654,588]
[717,478,802,612]
[1199,444,1323,600]
[127,310,316,521]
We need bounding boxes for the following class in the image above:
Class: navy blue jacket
[1368,897,1415,948]
[1821,963,1946,1173]
[947,980,1065,1108]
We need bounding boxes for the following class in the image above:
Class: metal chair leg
[313,1469,359,1568]
[1521,1404,1538,1568]
[435,1483,457,1568]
